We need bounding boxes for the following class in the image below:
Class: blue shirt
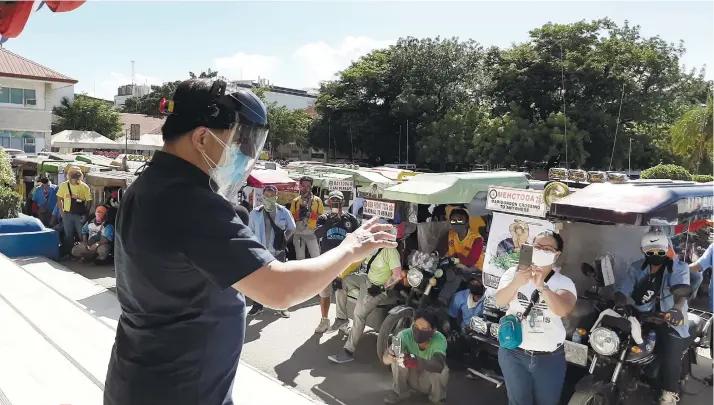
[31,184,58,212]
[693,244,713,312]
[248,205,296,254]
[448,289,485,330]
[617,258,690,338]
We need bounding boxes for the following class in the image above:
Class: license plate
[564,340,588,367]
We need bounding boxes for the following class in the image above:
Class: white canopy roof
[114,134,164,151]
[51,130,118,149]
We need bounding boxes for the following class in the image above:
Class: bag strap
[66,181,73,198]
[261,208,284,234]
[365,248,384,273]
[520,270,555,320]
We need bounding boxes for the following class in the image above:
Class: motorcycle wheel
[567,390,609,405]
[376,311,414,362]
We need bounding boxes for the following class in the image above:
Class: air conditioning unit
[24,98,37,106]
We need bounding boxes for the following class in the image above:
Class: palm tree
[670,94,713,173]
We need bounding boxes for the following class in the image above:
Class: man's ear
[191,127,209,152]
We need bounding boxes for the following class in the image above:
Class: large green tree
[487,18,711,169]
[253,87,314,153]
[309,37,488,165]
[307,21,711,170]
[52,94,123,138]
[670,94,713,173]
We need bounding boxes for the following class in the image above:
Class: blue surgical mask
[202,130,252,202]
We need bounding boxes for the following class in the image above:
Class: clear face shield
[209,122,269,203]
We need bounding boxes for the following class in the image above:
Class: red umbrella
[0,1,86,39]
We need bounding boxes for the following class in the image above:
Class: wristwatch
[537,284,550,293]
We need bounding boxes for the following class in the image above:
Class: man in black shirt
[314,190,360,333]
[103,79,396,405]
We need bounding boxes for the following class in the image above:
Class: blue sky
[7,1,713,100]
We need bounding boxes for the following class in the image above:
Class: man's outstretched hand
[341,216,398,263]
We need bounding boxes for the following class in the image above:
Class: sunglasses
[644,250,667,257]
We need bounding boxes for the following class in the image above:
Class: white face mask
[532,248,557,267]
[330,207,339,214]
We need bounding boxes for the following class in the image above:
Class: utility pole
[628,137,632,174]
[327,117,331,163]
[349,123,354,163]
[398,125,402,164]
[405,120,409,164]
[131,60,137,113]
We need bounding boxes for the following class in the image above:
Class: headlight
[406,269,424,287]
[590,327,620,356]
[490,323,500,338]
[433,268,444,278]
[469,317,488,334]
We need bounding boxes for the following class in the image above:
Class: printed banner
[486,186,547,218]
[328,179,354,192]
[363,199,395,219]
[482,212,555,288]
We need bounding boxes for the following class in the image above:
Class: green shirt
[398,327,447,360]
[367,248,401,285]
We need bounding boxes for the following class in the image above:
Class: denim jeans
[690,271,703,299]
[498,346,566,405]
[61,212,83,252]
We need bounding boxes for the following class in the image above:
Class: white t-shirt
[496,267,577,352]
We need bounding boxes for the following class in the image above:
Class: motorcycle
[375,256,464,361]
[568,284,713,405]
[460,260,617,387]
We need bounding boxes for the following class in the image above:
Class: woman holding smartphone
[494,230,577,405]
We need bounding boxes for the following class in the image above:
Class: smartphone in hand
[518,243,534,272]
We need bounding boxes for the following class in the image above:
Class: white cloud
[86,36,392,100]
[214,52,281,82]
[213,36,394,89]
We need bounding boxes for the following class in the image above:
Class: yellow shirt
[56,181,92,212]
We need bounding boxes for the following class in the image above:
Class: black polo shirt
[104,151,275,405]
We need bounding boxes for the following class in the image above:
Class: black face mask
[412,325,435,343]
[470,284,484,297]
[645,255,667,266]
[451,224,467,235]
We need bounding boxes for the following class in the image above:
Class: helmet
[641,230,669,252]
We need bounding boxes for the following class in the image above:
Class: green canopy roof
[382,171,530,204]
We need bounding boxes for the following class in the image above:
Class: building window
[0,87,38,105]
[10,88,23,104]
[24,89,36,105]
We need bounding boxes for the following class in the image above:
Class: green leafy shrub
[0,148,22,219]
[640,164,692,181]
[692,174,713,183]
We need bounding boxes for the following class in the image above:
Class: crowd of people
[239,173,713,405]
[27,165,118,263]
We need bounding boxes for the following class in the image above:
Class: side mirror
[581,263,596,278]
[670,284,693,299]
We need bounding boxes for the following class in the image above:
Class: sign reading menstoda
[486,186,547,218]
[363,199,395,219]
[328,179,354,192]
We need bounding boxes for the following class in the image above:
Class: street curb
[237,361,324,404]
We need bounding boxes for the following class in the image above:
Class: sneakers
[325,318,349,334]
[275,309,290,318]
[247,305,264,317]
[383,391,410,404]
[660,391,680,405]
[315,317,330,334]
[328,350,355,364]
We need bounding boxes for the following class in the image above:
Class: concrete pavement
[0,256,316,405]
[55,259,714,405]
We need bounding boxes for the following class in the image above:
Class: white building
[113,84,151,109]
[232,78,317,111]
[0,48,76,153]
